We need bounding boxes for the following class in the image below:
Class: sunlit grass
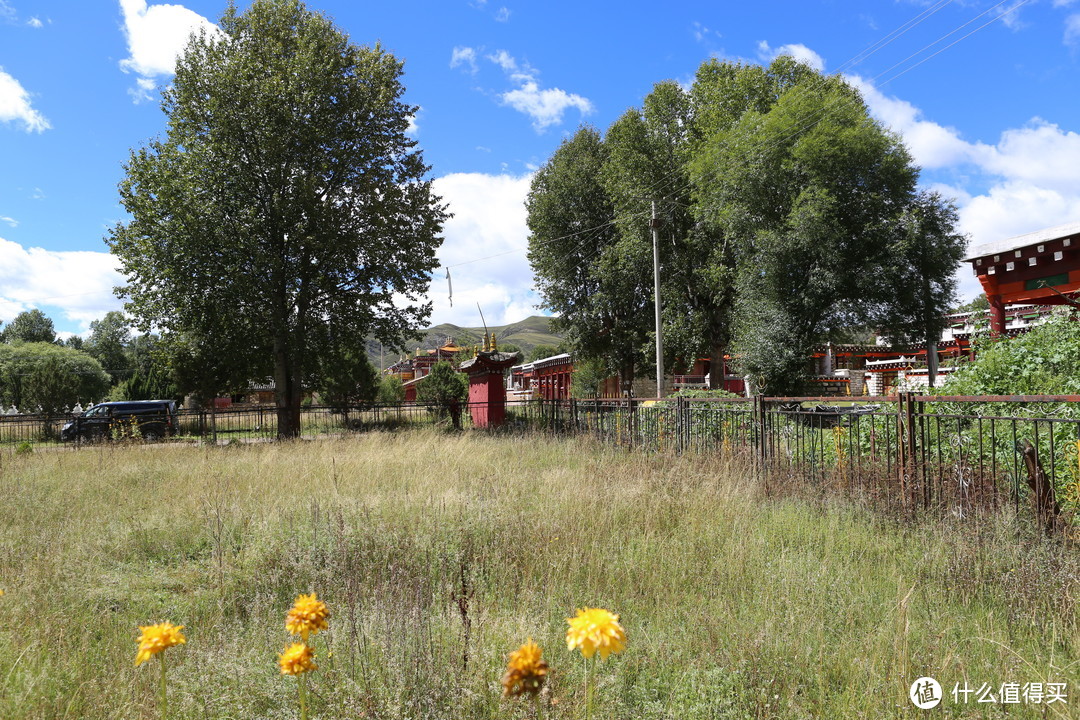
[0,431,1075,718]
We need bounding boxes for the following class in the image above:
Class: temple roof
[531,352,572,370]
[965,220,1080,261]
[459,351,520,371]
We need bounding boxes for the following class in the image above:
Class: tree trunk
[274,334,303,439]
[709,343,725,390]
[620,360,635,397]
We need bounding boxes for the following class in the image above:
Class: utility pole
[651,199,664,398]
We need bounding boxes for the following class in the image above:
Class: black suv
[61,400,179,442]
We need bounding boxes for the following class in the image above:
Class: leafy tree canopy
[0,343,110,413]
[951,294,990,314]
[526,344,562,363]
[526,126,650,393]
[3,309,56,345]
[86,311,133,384]
[316,347,378,412]
[529,56,965,396]
[377,374,405,404]
[107,0,447,437]
[416,361,467,429]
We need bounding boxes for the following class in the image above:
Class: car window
[85,406,110,418]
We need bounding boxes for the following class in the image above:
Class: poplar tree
[108,0,447,437]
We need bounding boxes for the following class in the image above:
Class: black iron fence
[551,394,1080,536]
[3,395,1077,535]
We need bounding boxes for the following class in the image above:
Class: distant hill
[366,315,564,368]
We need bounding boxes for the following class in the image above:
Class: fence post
[896,392,905,505]
[896,391,917,511]
[754,395,768,468]
[675,396,685,455]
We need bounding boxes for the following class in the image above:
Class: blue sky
[2,0,1080,337]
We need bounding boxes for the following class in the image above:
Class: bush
[416,361,467,429]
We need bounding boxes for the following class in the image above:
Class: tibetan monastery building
[966,221,1080,336]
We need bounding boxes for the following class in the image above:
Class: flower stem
[298,674,309,720]
[535,690,543,720]
[158,653,168,720]
[584,656,593,720]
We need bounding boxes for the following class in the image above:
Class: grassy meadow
[0,431,1076,719]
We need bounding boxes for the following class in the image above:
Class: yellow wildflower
[502,638,549,697]
[278,642,317,675]
[566,607,626,660]
[135,622,186,666]
[286,592,330,640]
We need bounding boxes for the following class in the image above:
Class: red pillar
[988,293,1005,338]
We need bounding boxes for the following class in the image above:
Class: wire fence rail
[2,395,1077,536]
[554,394,1080,538]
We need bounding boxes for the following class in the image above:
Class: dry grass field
[0,431,1075,719]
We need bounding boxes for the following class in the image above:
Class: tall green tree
[86,311,132,384]
[377,374,405,403]
[526,127,650,393]
[3,309,56,344]
[316,346,378,424]
[602,80,737,385]
[530,56,964,396]
[107,0,447,438]
[690,58,963,394]
[110,333,179,401]
[0,343,110,414]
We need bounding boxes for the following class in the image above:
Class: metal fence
[3,395,1077,535]
[0,400,561,448]
[549,394,1080,536]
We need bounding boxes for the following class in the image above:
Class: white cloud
[0,216,17,227]
[117,0,218,101]
[995,0,1029,31]
[485,51,593,132]
[26,16,42,28]
[757,41,825,72]
[958,181,1080,247]
[850,75,975,169]
[495,7,510,22]
[857,77,1080,195]
[0,237,125,330]
[501,83,594,132]
[129,76,157,103]
[1065,13,1080,45]
[0,1,13,21]
[975,120,1080,191]
[692,21,720,43]
[450,46,479,74]
[427,172,538,327]
[487,49,518,74]
[0,67,49,132]
[850,72,1080,302]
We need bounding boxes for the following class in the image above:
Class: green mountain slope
[367,316,564,368]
